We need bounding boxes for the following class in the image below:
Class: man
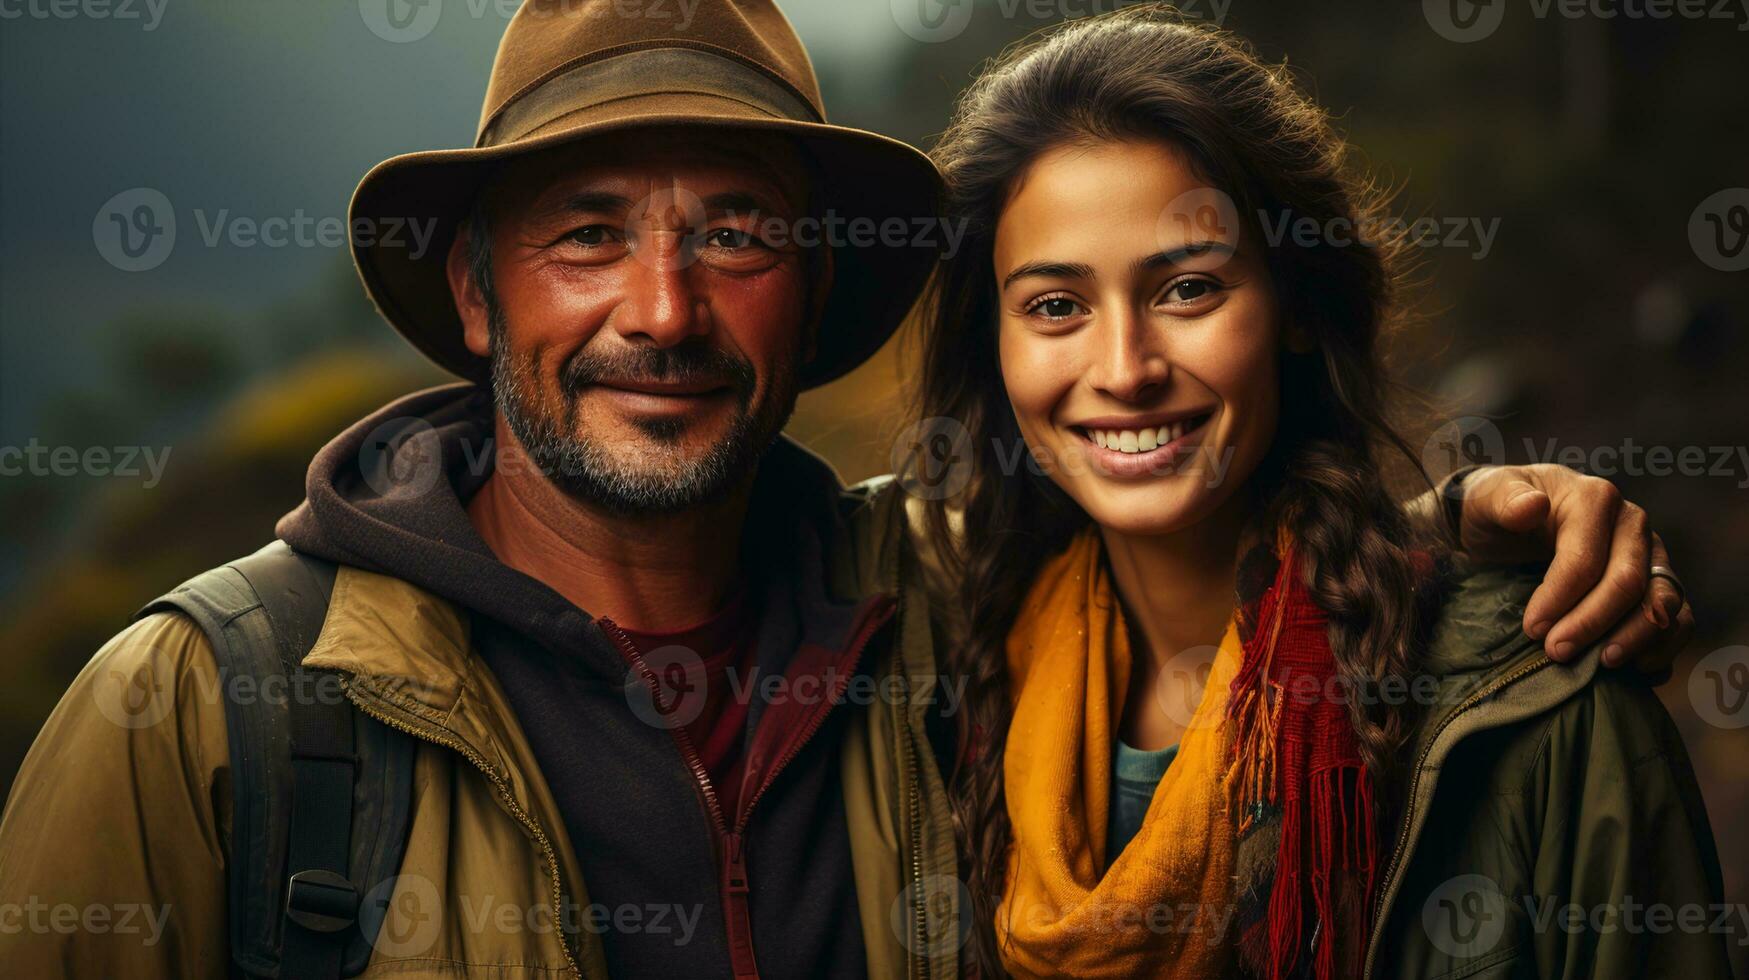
[0,2,1693,978]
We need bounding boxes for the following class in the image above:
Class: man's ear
[800,244,835,364]
[446,222,492,358]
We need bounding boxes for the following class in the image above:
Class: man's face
[449,129,823,513]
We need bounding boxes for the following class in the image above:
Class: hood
[276,381,864,672]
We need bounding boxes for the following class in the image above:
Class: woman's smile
[1068,408,1216,477]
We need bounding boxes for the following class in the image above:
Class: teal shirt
[1107,739,1179,868]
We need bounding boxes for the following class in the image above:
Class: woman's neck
[1100,492,1250,749]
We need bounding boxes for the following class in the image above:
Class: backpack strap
[138,541,416,978]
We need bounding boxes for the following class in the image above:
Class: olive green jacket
[1364,565,1732,978]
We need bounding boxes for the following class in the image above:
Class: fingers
[1605,535,1691,674]
[1541,496,1650,659]
[1452,467,1553,565]
[1520,473,1625,648]
[1640,533,1684,631]
[1630,601,1694,677]
[1493,478,1552,535]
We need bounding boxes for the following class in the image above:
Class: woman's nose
[1086,308,1171,402]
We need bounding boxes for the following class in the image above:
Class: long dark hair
[907,5,1447,971]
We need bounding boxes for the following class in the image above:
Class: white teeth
[1087,418,1206,454]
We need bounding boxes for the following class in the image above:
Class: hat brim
[349,93,943,390]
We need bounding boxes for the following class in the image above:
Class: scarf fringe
[1224,537,1380,980]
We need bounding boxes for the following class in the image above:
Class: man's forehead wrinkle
[524,171,799,225]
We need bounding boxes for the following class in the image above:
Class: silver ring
[1648,565,1685,606]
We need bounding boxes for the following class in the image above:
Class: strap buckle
[285,869,360,934]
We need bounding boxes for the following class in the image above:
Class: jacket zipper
[1364,654,1552,979]
[597,619,754,977]
[599,604,894,980]
[893,640,931,979]
[729,602,894,828]
[337,678,584,980]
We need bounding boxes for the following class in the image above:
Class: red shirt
[617,591,761,821]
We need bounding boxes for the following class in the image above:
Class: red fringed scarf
[1224,535,1380,980]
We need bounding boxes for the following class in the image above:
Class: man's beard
[487,304,797,514]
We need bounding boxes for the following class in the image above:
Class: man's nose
[614,212,708,347]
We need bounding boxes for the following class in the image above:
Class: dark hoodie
[278,383,893,979]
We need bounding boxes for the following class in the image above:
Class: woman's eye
[1162,277,1220,304]
[1031,297,1083,319]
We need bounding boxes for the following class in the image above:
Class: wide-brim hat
[350,0,942,389]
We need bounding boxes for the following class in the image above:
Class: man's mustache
[559,341,756,404]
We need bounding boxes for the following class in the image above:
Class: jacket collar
[1363,563,1602,978]
[295,429,896,780]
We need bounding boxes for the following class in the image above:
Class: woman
[909,6,1729,978]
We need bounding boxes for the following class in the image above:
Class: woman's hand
[1453,464,1692,673]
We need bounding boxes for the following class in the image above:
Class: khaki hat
[349,0,942,389]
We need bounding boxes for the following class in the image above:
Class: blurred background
[1,0,1744,969]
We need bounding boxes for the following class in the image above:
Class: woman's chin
[1076,483,1224,538]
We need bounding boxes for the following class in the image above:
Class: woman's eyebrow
[1002,259,1094,289]
[1134,241,1236,273]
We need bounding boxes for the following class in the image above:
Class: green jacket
[864,485,1731,978]
[1364,564,1731,978]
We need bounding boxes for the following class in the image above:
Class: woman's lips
[1073,412,1213,477]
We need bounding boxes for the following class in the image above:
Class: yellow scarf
[996,530,1241,979]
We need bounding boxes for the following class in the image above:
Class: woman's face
[994,139,1283,536]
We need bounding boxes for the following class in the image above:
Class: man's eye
[567,225,619,247]
[704,228,758,249]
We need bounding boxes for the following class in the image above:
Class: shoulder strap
[138,541,416,978]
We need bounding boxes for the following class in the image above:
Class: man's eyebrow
[1135,241,1236,272]
[548,191,633,216]
[702,191,771,213]
[1002,260,1095,290]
